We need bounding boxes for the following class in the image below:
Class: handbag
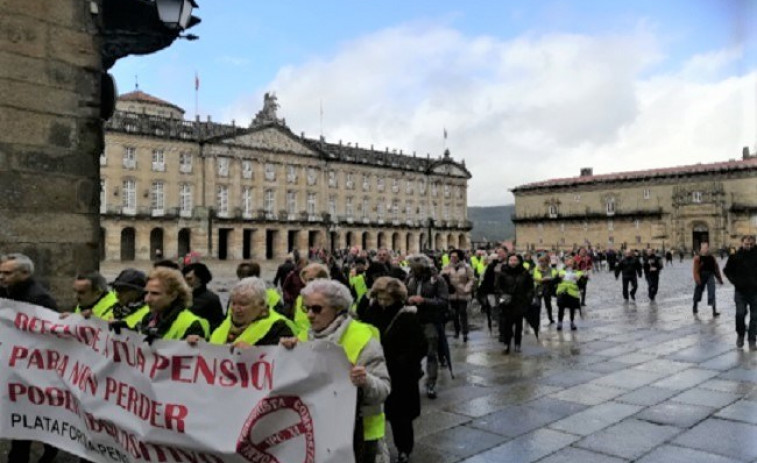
[498,294,513,306]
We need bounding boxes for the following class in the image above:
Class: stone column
[0,0,103,307]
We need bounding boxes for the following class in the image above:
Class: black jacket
[189,285,225,332]
[273,260,295,287]
[405,272,449,324]
[365,261,407,289]
[615,256,642,279]
[642,255,663,279]
[136,300,208,340]
[494,264,534,314]
[724,247,757,295]
[5,278,58,311]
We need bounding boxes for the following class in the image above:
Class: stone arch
[377,231,386,249]
[178,228,191,258]
[120,227,136,261]
[150,228,164,260]
[405,232,414,254]
[434,233,443,250]
[418,232,426,252]
[458,233,468,250]
[447,233,456,249]
[361,231,370,251]
[345,231,354,248]
[391,232,401,252]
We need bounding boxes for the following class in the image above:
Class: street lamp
[156,0,199,30]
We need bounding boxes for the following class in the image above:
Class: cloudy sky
[112,0,757,206]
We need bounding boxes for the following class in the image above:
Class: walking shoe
[549,319,555,324]
[693,304,698,314]
[425,385,437,399]
[514,344,521,353]
[712,309,720,317]
[631,294,635,301]
[398,452,410,463]
[571,323,577,331]
[463,334,469,343]
[750,341,757,351]
[556,322,563,331]
[503,345,510,355]
[737,335,745,348]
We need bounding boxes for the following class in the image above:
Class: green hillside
[468,205,515,243]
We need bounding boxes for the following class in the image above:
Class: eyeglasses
[302,304,324,314]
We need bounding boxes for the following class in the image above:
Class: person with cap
[109,268,152,329]
[0,253,61,463]
[188,277,297,348]
[73,271,118,320]
[182,262,224,332]
[135,267,209,341]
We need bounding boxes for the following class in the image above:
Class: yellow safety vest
[266,288,282,311]
[75,291,118,320]
[556,269,583,299]
[122,305,150,329]
[349,274,368,309]
[163,309,210,341]
[533,268,557,287]
[441,253,450,267]
[293,295,311,336]
[338,319,385,441]
[210,310,298,345]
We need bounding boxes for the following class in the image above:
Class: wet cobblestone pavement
[3,258,756,462]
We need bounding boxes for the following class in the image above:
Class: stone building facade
[0,0,103,300]
[101,91,472,262]
[511,152,757,253]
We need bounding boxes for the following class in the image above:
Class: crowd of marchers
[1,235,755,463]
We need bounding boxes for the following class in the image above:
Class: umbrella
[523,298,541,339]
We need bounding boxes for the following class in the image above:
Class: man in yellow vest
[349,257,369,312]
[73,272,118,320]
[138,267,209,341]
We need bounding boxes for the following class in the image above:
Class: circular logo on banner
[237,395,316,463]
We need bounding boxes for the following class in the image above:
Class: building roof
[118,90,185,114]
[512,156,757,193]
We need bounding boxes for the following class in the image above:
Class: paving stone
[461,428,580,463]
[549,402,642,436]
[575,419,682,460]
[590,369,668,389]
[651,368,720,390]
[615,386,680,406]
[635,401,716,428]
[469,405,565,438]
[698,378,757,394]
[719,368,757,383]
[632,359,693,374]
[582,361,633,374]
[549,383,627,405]
[415,410,472,439]
[635,444,744,463]
[540,369,604,387]
[670,388,741,408]
[537,447,627,463]
[418,425,509,459]
[611,352,658,365]
[673,418,757,461]
[714,400,757,425]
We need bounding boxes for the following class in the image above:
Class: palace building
[100,91,472,262]
[511,152,757,252]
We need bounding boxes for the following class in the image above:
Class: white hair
[1,253,34,275]
[300,279,353,312]
[231,277,268,305]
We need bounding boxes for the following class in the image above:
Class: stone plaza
[2,258,756,462]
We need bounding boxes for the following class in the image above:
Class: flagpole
[194,72,199,120]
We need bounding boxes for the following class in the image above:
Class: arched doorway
[691,222,709,253]
[434,233,443,250]
[447,233,456,249]
[345,231,354,248]
[377,232,386,249]
[391,232,400,252]
[458,233,467,250]
[99,227,106,261]
[361,231,369,251]
[150,228,164,260]
[178,228,191,258]
[120,227,136,261]
[419,233,426,252]
[405,233,413,254]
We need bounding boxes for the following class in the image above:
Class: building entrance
[692,224,709,253]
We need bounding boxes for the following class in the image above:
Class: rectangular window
[264,190,275,216]
[405,201,413,219]
[392,200,400,220]
[179,184,192,217]
[100,180,106,213]
[242,187,253,218]
[362,198,370,219]
[328,195,337,216]
[418,179,426,194]
[406,180,413,194]
[362,175,370,191]
[151,181,164,216]
[431,183,438,197]
[179,152,192,173]
[123,147,136,169]
[606,198,616,215]
[574,194,581,202]
[346,197,354,218]
[328,170,337,187]
[643,188,651,200]
[444,184,450,197]
[548,205,558,218]
[286,191,297,216]
[346,173,354,189]
[242,160,253,179]
[392,179,399,193]
[692,191,703,203]
[265,163,276,181]
[307,168,318,185]
[377,177,385,192]
[217,185,229,217]
[217,157,229,177]
[122,179,136,214]
[151,150,165,172]
[608,220,614,231]
[376,201,385,221]
[443,203,450,220]
[417,203,425,219]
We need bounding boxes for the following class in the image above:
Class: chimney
[206,115,212,122]
[580,167,593,177]
[743,146,752,160]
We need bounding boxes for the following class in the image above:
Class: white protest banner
[0,299,357,463]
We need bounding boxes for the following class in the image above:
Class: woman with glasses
[187,277,298,347]
[291,263,330,333]
[282,279,391,463]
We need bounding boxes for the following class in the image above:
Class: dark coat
[365,261,407,289]
[360,302,427,421]
[136,299,208,340]
[405,272,449,324]
[189,285,225,331]
[615,256,642,279]
[724,247,757,295]
[5,278,58,311]
[494,264,534,315]
[642,255,663,279]
[273,260,296,287]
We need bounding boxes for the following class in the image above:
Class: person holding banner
[359,277,427,463]
[73,272,118,320]
[134,267,210,341]
[282,279,391,463]
[0,253,60,463]
[187,277,297,347]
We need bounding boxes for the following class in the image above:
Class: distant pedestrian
[533,255,557,324]
[642,249,663,302]
[723,235,757,350]
[555,257,583,331]
[441,249,475,342]
[665,250,673,266]
[494,254,534,352]
[615,250,642,302]
[692,242,723,317]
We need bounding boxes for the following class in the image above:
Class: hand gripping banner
[0,299,357,463]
